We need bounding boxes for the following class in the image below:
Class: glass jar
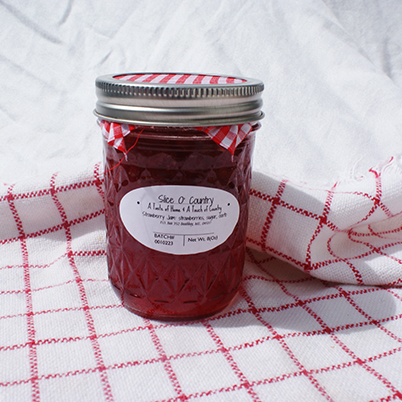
[95,73,264,321]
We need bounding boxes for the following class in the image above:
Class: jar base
[110,281,237,322]
[123,302,234,322]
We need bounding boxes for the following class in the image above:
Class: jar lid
[94,73,264,126]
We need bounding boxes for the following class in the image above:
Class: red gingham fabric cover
[98,119,253,156]
[1,160,402,401]
[115,73,246,84]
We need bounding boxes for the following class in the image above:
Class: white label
[119,185,240,255]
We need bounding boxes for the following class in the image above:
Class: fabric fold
[247,156,402,285]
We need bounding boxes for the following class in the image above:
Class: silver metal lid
[94,73,264,126]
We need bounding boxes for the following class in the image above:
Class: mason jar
[95,73,264,321]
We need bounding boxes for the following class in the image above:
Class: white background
[1,0,402,187]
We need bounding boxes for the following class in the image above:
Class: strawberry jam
[103,126,256,320]
[95,72,264,320]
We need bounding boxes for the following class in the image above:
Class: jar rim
[94,72,264,126]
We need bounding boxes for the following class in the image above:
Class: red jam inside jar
[103,126,257,320]
[95,72,264,321]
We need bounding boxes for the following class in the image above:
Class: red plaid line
[5,183,40,401]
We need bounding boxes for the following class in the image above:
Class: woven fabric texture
[248,158,402,286]
[1,164,402,401]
